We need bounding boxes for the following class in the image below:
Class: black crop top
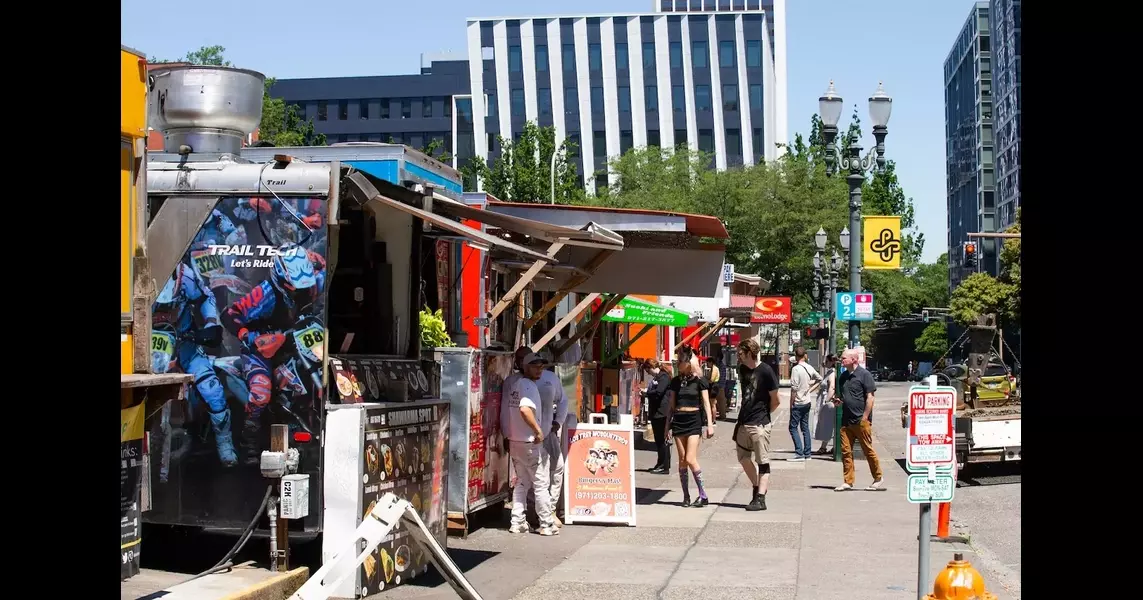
[669,375,709,409]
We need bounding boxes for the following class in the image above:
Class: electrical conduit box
[281,474,311,520]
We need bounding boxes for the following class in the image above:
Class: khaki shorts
[735,423,773,464]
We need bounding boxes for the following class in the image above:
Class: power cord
[169,485,274,587]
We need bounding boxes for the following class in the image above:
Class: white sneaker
[866,479,885,491]
[508,523,530,534]
[788,457,806,462]
[538,525,560,536]
[834,483,853,492]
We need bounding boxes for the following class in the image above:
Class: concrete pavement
[381,387,1016,600]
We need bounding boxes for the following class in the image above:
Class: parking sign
[835,292,874,322]
[905,386,957,471]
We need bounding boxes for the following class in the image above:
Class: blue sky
[122,0,980,263]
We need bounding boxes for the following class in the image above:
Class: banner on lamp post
[862,215,902,270]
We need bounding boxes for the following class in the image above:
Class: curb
[218,567,309,600]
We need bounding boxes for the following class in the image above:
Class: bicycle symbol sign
[835,292,874,322]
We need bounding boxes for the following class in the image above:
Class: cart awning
[345,172,556,263]
[599,295,692,328]
[433,195,625,250]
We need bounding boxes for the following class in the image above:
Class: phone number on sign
[574,492,628,501]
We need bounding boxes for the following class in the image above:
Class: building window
[749,84,762,110]
[539,88,552,115]
[753,127,762,156]
[643,43,656,68]
[726,127,741,156]
[423,98,434,118]
[673,85,685,111]
[444,98,452,118]
[595,174,608,190]
[618,86,631,112]
[486,93,496,117]
[536,45,549,71]
[511,89,525,115]
[317,101,328,121]
[646,86,658,111]
[508,45,522,72]
[563,44,576,71]
[675,128,687,146]
[591,87,604,113]
[589,43,602,71]
[648,129,661,147]
[746,40,762,67]
[723,84,738,111]
[401,99,411,119]
[620,130,633,154]
[565,88,578,113]
[457,98,473,125]
[593,131,606,157]
[359,99,370,120]
[338,100,348,120]
[695,85,711,111]
[616,43,629,69]
[487,133,498,153]
[670,42,682,68]
[719,40,736,68]
[692,41,708,68]
[380,101,390,119]
[698,129,713,152]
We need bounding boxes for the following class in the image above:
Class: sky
[122,0,981,263]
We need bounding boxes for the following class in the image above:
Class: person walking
[787,346,822,462]
[734,339,780,511]
[501,352,559,535]
[813,354,838,455]
[832,349,885,491]
[643,359,673,474]
[664,352,716,508]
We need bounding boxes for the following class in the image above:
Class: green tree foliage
[915,320,949,358]
[949,209,1021,327]
[156,46,326,147]
[460,121,582,203]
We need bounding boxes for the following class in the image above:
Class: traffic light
[804,327,814,339]
[922,310,929,323]
[963,241,978,268]
[804,326,830,340]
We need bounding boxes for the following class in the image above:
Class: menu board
[331,356,435,404]
[120,403,145,580]
[359,403,449,596]
[563,422,637,526]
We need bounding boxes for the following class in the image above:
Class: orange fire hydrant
[923,553,998,600]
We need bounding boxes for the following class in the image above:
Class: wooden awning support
[694,317,729,346]
[529,292,600,353]
[674,322,713,352]
[487,242,565,321]
[553,293,626,359]
[521,249,615,331]
[605,323,655,363]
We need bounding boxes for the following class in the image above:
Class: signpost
[906,377,958,600]
[835,292,874,322]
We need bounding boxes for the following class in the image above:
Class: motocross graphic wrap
[146,195,328,530]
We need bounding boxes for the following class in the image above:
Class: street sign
[863,215,902,270]
[722,263,735,284]
[750,296,792,324]
[808,311,828,321]
[906,473,955,503]
[797,316,816,325]
[835,292,874,322]
[905,385,957,472]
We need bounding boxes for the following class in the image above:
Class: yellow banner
[121,403,145,443]
[862,216,902,270]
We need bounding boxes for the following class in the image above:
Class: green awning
[599,296,691,328]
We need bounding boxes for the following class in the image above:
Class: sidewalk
[509,390,1014,600]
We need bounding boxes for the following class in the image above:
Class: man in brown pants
[832,348,884,491]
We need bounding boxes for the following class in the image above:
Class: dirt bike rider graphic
[221,243,326,466]
[152,261,239,468]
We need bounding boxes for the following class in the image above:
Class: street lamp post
[828,250,842,356]
[816,226,848,356]
[818,81,893,349]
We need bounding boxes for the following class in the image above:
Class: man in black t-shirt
[832,348,885,491]
[734,339,780,511]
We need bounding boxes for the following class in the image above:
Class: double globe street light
[818,81,893,348]
[814,227,848,356]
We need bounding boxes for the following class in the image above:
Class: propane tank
[923,553,998,600]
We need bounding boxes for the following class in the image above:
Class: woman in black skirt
[664,352,716,507]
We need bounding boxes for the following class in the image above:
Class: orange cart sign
[563,415,637,526]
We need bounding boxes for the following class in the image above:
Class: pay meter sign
[906,388,956,472]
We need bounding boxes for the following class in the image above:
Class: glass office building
[990,0,1020,231]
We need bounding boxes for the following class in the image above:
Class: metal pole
[918,502,931,600]
[550,148,558,205]
[828,268,838,356]
[846,144,864,349]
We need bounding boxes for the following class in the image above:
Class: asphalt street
[869,381,1022,594]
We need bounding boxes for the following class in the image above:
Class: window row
[326,132,452,149]
[490,82,763,116]
[310,97,454,121]
[504,39,766,73]
[487,126,762,162]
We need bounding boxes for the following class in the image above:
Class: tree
[158,46,326,147]
[421,138,453,164]
[915,320,949,359]
[460,121,581,203]
[949,273,1016,326]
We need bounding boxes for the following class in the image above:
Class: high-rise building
[944,2,996,294]
[990,0,1020,230]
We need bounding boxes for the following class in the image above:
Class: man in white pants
[501,352,558,536]
[536,365,569,526]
